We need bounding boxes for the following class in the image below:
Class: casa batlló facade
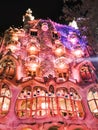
[0,9,97,130]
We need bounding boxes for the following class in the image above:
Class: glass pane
[58,98,66,110]
[88,100,97,112]
[93,91,98,99]
[32,98,36,110]
[66,99,72,111]
[96,100,98,106]
[18,87,31,99]
[88,87,98,118]
[2,97,10,111]
[0,84,11,116]
[37,110,46,116]
[75,101,84,118]
[1,84,11,98]
[37,97,45,109]
[70,88,81,100]
[0,97,3,110]
[87,91,94,100]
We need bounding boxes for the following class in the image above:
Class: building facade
[0,9,97,130]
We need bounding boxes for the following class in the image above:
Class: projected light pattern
[55,23,87,50]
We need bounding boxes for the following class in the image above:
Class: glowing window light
[58,62,66,69]
[6,44,18,52]
[26,63,39,71]
[87,88,98,118]
[29,46,37,51]
[2,103,9,110]
[73,49,84,58]
[54,40,61,44]
[93,109,98,113]
[41,102,48,109]
[27,41,40,55]
[54,47,65,56]
[25,55,40,72]
[54,57,69,70]
[55,48,62,54]
[27,46,38,55]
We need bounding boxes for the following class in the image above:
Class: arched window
[80,63,95,82]
[56,88,69,117]
[32,86,49,117]
[0,83,11,117]
[56,87,84,119]
[70,88,84,118]
[48,85,57,116]
[15,86,32,118]
[54,57,70,81]
[87,87,98,118]
[25,55,40,77]
[0,57,16,79]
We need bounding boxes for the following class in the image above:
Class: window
[32,85,57,117]
[0,57,16,79]
[52,31,59,39]
[32,86,49,117]
[15,86,32,118]
[54,57,70,81]
[80,64,95,82]
[16,86,84,119]
[48,85,57,116]
[56,88,84,119]
[70,88,84,118]
[87,87,98,118]
[30,29,38,37]
[25,55,40,77]
[0,83,11,117]
[56,88,68,117]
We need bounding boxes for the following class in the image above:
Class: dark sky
[0,0,63,34]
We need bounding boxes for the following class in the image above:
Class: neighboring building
[0,9,97,130]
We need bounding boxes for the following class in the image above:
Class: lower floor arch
[16,125,37,130]
[66,124,89,130]
[16,124,89,130]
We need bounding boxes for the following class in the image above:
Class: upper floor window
[30,29,38,37]
[54,57,70,81]
[0,83,11,117]
[80,63,95,83]
[25,55,40,77]
[0,57,16,79]
[87,87,98,118]
[52,31,59,39]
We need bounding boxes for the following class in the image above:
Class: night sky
[0,0,63,34]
